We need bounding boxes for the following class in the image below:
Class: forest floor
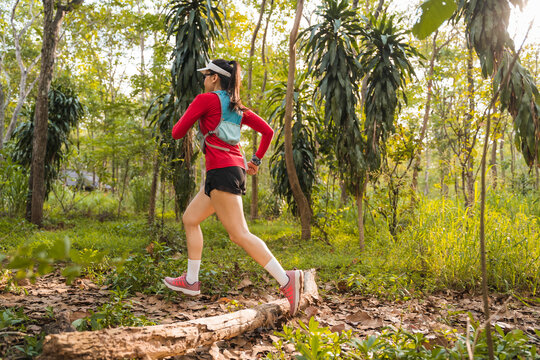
[1,271,539,359]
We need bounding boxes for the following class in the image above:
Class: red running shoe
[163,273,200,296]
[280,270,303,315]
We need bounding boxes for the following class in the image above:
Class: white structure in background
[61,170,111,191]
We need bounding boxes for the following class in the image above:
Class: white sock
[186,259,201,284]
[264,257,289,287]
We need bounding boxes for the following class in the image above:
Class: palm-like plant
[302,0,365,192]
[166,0,222,112]
[359,14,420,173]
[302,0,419,247]
[147,0,222,214]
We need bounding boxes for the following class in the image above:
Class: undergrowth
[267,317,540,359]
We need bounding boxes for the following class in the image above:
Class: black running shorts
[204,166,246,197]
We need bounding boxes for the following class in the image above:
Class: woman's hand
[246,161,259,175]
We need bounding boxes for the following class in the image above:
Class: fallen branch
[39,269,319,360]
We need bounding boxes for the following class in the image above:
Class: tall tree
[247,0,267,220]
[283,0,311,239]
[30,0,82,225]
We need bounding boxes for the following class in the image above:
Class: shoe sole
[162,279,200,296]
[292,270,303,315]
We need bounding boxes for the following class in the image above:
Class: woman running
[163,59,302,315]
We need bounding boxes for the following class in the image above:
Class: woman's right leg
[182,187,215,261]
[163,187,214,295]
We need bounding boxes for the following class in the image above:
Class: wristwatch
[251,155,261,166]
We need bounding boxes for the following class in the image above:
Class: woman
[163,59,302,315]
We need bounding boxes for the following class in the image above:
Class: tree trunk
[440,166,448,197]
[373,0,385,21]
[466,164,474,208]
[260,0,274,99]
[137,0,146,116]
[423,145,430,196]
[464,43,475,210]
[510,129,515,186]
[247,0,267,221]
[479,104,495,360]
[356,181,366,251]
[284,0,310,240]
[500,129,505,185]
[4,81,39,146]
[40,270,319,360]
[117,158,130,218]
[490,132,498,188]
[340,180,348,205]
[30,1,66,226]
[0,84,5,148]
[412,31,438,191]
[148,154,160,225]
[111,156,116,194]
[534,158,540,191]
[454,159,459,197]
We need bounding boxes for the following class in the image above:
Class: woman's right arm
[172,95,208,139]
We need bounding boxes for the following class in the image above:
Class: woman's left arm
[242,110,274,159]
[242,110,274,175]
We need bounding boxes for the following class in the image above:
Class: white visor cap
[197,61,231,78]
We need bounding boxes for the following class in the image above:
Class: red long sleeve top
[172,92,274,171]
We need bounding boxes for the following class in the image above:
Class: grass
[0,188,539,299]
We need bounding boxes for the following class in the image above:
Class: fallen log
[39,269,319,360]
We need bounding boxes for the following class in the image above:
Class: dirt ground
[1,272,539,359]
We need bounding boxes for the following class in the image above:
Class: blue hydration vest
[199,90,242,153]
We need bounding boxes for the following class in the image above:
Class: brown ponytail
[211,59,247,113]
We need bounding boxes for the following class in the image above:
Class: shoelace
[173,277,187,287]
[282,287,294,299]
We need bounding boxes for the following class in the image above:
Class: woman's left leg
[210,189,303,315]
[209,189,272,266]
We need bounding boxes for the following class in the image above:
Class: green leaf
[412,0,457,40]
[49,237,71,261]
[62,265,82,285]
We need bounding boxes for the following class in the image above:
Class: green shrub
[0,154,28,217]
[72,289,156,331]
[73,191,118,218]
[267,317,355,359]
[0,307,45,359]
[129,176,151,213]
[106,241,183,295]
[268,316,540,359]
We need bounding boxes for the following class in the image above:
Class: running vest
[198,90,242,153]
